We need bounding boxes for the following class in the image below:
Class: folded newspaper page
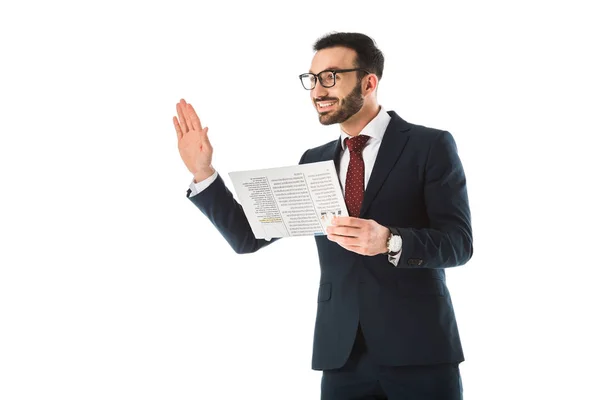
[228,160,349,239]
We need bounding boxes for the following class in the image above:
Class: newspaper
[228,160,349,239]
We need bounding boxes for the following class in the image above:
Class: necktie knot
[345,135,370,154]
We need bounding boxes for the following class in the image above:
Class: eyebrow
[308,66,342,74]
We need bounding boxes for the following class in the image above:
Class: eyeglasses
[299,68,371,90]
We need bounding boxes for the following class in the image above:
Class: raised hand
[173,98,215,182]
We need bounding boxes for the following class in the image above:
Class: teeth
[318,102,335,108]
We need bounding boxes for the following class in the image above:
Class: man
[173,32,472,399]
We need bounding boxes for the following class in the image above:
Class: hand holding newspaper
[228,161,349,239]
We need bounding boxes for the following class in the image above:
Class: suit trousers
[321,324,463,400]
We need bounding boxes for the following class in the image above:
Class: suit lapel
[328,137,343,169]
[317,137,343,185]
[359,111,411,217]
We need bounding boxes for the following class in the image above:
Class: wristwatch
[386,228,402,256]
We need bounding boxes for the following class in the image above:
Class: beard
[316,81,364,125]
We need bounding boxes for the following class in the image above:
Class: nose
[312,80,329,101]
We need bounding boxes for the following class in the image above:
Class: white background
[1,1,599,399]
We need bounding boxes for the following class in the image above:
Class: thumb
[201,127,212,147]
[201,126,209,140]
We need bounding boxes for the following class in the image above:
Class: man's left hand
[326,216,390,256]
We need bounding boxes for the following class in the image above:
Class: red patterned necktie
[344,135,370,217]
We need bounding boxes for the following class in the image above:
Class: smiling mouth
[316,100,337,111]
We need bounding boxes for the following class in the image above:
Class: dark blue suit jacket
[186,110,473,370]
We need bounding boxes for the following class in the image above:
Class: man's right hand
[173,98,215,183]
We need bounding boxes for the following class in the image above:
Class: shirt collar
[340,106,391,150]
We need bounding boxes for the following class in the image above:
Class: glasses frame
[298,68,372,90]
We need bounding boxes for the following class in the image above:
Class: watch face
[389,235,402,252]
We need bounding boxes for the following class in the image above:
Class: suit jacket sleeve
[392,131,473,268]
[186,173,280,254]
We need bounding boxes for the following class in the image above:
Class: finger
[173,117,183,140]
[181,100,195,132]
[336,242,366,255]
[176,103,189,133]
[333,216,363,227]
[187,103,203,131]
[201,127,211,146]
[327,226,359,237]
[327,233,360,246]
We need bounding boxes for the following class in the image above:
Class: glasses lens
[300,74,315,90]
[319,71,335,87]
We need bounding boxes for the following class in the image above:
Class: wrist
[381,227,392,254]
[193,166,215,183]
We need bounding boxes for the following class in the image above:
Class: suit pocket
[317,283,332,302]
[397,278,445,297]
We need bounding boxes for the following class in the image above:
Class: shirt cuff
[388,249,402,267]
[189,170,219,196]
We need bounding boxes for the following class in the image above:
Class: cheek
[329,89,343,101]
[337,84,353,99]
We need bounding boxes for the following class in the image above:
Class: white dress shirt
[188,106,402,266]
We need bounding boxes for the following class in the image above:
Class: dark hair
[313,32,384,81]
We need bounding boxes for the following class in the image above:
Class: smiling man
[175,32,473,399]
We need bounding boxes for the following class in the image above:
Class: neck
[340,101,380,137]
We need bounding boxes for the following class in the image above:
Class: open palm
[173,98,213,177]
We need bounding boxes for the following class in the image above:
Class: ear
[363,74,378,95]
